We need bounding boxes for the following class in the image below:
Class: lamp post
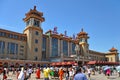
[75,44,80,66]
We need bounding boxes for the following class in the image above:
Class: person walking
[18,67,25,80]
[106,69,110,79]
[43,67,50,80]
[118,71,120,77]
[3,68,7,80]
[69,68,74,80]
[58,68,64,80]
[36,67,41,79]
[87,66,91,79]
[65,68,69,80]
[28,67,33,79]
[74,67,88,80]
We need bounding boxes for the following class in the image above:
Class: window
[9,34,13,38]
[63,40,68,56]
[20,53,24,56]
[35,48,38,52]
[35,39,38,43]
[0,41,5,54]
[42,37,47,60]
[72,43,76,54]
[20,45,24,48]
[0,32,6,37]
[14,35,18,39]
[7,42,18,54]
[34,19,39,27]
[34,56,38,60]
[20,37,26,41]
[35,31,39,35]
[26,20,30,26]
[51,38,58,57]
[42,37,46,51]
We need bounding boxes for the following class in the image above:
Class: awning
[51,62,56,66]
[87,61,119,65]
[66,61,75,65]
[87,61,97,65]
[56,62,61,66]
[73,63,78,66]
[50,61,75,66]
[61,62,67,65]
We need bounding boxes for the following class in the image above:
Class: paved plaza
[0,71,120,80]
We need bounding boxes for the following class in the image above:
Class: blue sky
[0,0,120,54]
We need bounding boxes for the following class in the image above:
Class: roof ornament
[34,6,36,10]
[81,28,83,32]
[64,30,67,37]
[72,34,76,39]
[53,26,58,34]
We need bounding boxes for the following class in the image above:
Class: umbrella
[103,66,110,71]
[116,66,120,72]
[90,68,94,70]
[102,66,108,70]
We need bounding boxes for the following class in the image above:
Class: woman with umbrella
[103,66,111,78]
[116,66,120,77]
[106,68,111,79]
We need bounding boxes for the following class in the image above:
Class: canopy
[50,61,76,66]
[87,61,119,65]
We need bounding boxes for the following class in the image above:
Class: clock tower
[77,28,89,58]
[23,6,45,60]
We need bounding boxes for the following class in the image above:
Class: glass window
[20,45,24,48]
[0,32,6,37]
[26,20,30,26]
[0,41,5,54]
[34,19,40,27]
[42,37,46,51]
[34,56,38,60]
[14,35,18,39]
[9,34,13,38]
[35,39,38,44]
[7,42,18,54]
[35,48,38,52]
[51,38,58,57]
[20,53,24,56]
[35,31,39,35]
[72,43,76,54]
[20,37,25,41]
[63,40,68,56]
[42,37,47,60]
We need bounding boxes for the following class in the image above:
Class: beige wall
[105,55,116,62]
[24,26,42,61]
[89,50,105,61]
[0,37,27,60]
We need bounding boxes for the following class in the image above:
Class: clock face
[34,19,39,27]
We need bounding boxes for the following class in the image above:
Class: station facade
[0,6,119,67]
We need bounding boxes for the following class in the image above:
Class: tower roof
[77,28,89,39]
[23,6,45,22]
[77,28,88,35]
[109,47,118,52]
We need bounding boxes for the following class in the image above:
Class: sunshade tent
[104,66,111,71]
[116,66,120,72]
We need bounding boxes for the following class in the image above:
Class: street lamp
[75,44,80,66]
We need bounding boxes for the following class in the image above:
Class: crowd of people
[0,65,120,80]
